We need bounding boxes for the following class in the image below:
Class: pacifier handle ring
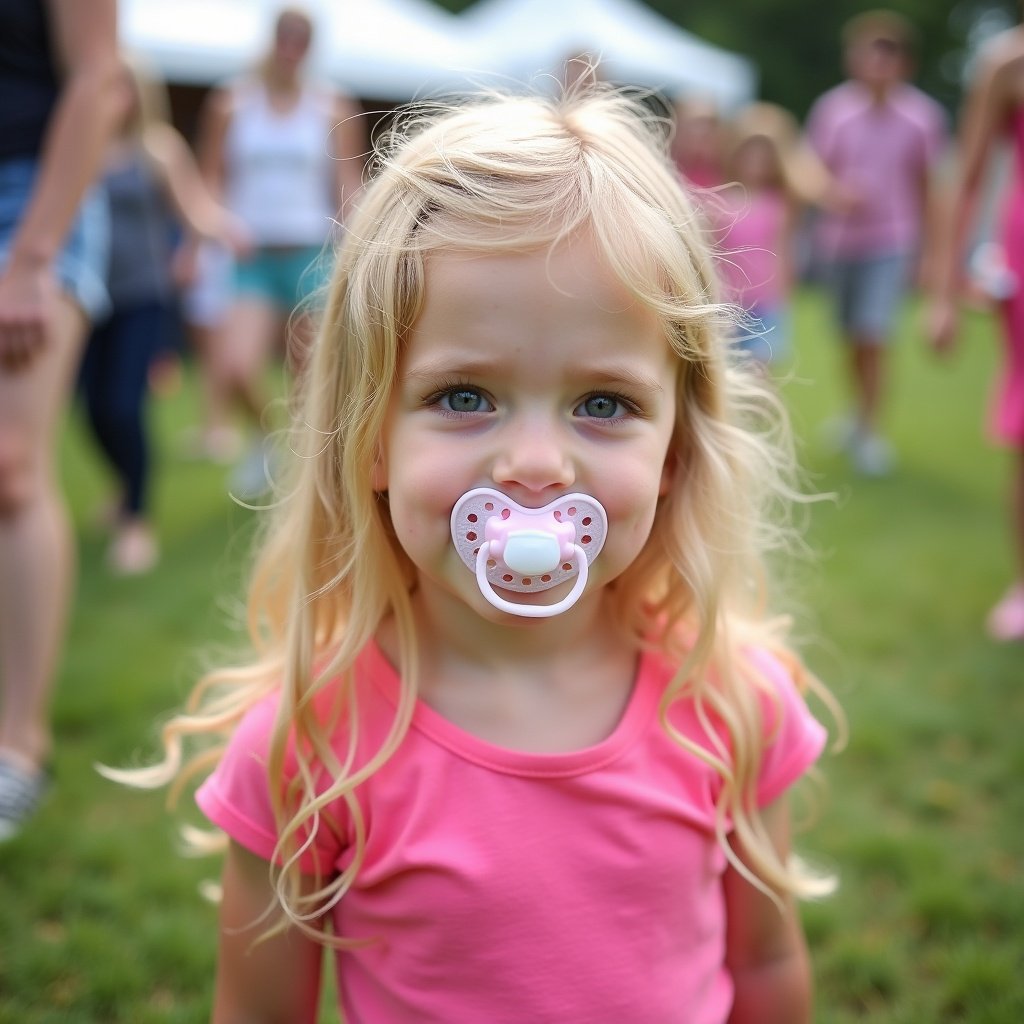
[475,543,589,618]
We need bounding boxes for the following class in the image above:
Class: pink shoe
[986,583,1024,642]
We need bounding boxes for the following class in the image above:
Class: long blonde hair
[116,87,839,941]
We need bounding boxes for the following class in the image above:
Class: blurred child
[112,90,839,1023]
[80,58,245,574]
[929,13,1024,640]
[714,102,830,367]
[672,93,726,191]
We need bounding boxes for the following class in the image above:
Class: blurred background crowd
[1,0,1023,1019]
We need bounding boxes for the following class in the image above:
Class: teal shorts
[233,244,330,313]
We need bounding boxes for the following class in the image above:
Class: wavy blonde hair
[114,87,840,942]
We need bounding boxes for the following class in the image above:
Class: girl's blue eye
[441,389,492,413]
[576,394,623,419]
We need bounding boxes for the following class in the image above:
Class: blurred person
[80,58,247,577]
[806,10,948,476]
[713,102,832,368]
[196,5,365,499]
[671,93,726,191]
[0,0,121,840]
[175,241,241,463]
[928,10,1024,641]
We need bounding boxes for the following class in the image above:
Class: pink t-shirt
[714,187,789,310]
[807,81,947,259]
[197,642,827,1024]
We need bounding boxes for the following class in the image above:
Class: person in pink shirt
[672,93,727,192]
[714,102,831,368]
[110,90,841,1023]
[807,10,948,475]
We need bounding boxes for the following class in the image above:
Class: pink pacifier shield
[450,488,607,593]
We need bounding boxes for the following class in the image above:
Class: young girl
[712,102,829,366]
[929,10,1024,641]
[118,90,839,1023]
[81,58,245,574]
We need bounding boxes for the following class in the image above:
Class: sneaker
[229,436,278,501]
[986,583,1024,642]
[107,520,159,576]
[179,426,244,465]
[0,758,50,842]
[850,432,894,478]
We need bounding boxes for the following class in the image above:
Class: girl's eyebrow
[401,357,667,395]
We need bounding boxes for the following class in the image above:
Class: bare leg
[847,335,884,434]
[214,297,282,432]
[1011,446,1024,580]
[986,446,1024,639]
[181,320,240,461]
[215,297,285,498]
[844,333,893,476]
[0,296,86,769]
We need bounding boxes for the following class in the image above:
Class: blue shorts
[233,244,331,314]
[828,251,911,343]
[0,157,110,322]
[732,304,790,364]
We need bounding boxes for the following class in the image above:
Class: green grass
[1,288,1022,1022]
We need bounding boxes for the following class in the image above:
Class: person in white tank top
[194,6,365,498]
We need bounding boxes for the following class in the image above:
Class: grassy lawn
[1,287,1021,1022]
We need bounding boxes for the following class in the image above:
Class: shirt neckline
[361,640,664,779]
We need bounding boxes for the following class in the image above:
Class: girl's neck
[397,584,632,682]
[263,68,301,98]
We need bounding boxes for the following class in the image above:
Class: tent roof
[460,0,756,107]
[121,0,755,107]
[120,0,481,100]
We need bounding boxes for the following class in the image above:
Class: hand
[170,238,200,290]
[0,261,58,373]
[822,181,864,216]
[926,297,959,356]
[222,215,254,260]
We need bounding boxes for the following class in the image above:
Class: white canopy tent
[120,0,755,107]
[119,0,486,100]
[460,0,756,108]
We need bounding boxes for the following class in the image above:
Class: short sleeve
[746,649,829,808]
[195,692,344,873]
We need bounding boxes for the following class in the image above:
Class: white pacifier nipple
[450,487,608,618]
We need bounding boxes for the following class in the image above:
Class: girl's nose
[491,422,575,498]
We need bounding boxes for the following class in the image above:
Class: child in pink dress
[930,19,1024,641]
[713,103,830,367]
[111,90,841,1022]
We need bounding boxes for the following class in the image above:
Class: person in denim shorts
[0,0,121,841]
[807,10,948,475]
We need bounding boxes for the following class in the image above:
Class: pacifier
[450,487,608,618]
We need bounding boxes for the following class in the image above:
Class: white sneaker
[229,436,277,500]
[851,432,894,477]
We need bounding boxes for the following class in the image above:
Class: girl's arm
[195,86,234,201]
[724,797,813,1024]
[211,840,325,1024]
[0,0,121,370]
[928,42,1014,351]
[141,123,250,253]
[329,93,366,223]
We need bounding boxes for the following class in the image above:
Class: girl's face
[375,233,679,624]
[733,136,779,190]
[273,14,311,73]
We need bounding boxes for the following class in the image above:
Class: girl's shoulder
[650,634,829,790]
